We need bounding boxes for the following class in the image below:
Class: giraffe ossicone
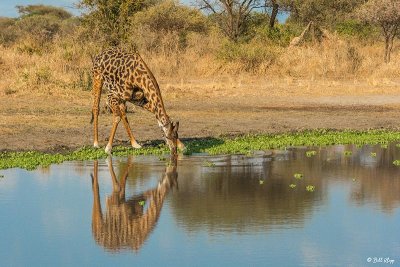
[91,47,184,154]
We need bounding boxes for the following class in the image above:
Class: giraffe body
[91,47,183,154]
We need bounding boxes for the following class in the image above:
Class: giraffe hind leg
[105,96,122,154]
[92,74,103,148]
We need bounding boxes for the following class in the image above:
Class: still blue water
[0,144,399,266]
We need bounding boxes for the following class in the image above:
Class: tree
[78,0,157,45]
[16,5,72,19]
[290,0,364,27]
[199,0,263,41]
[264,0,292,28]
[358,0,400,62]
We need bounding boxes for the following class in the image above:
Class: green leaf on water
[289,184,296,188]
[306,185,315,192]
[294,173,303,179]
[203,161,216,167]
[370,152,377,157]
[259,180,264,185]
[344,151,352,156]
[306,150,317,157]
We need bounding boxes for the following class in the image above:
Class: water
[1,144,399,266]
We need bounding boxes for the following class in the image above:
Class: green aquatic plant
[306,150,317,157]
[370,152,377,157]
[203,161,216,167]
[344,151,353,156]
[306,185,315,192]
[294,173,303,179]
[289,184,296,188]
[393,160,400,166]
[3,129,400,170]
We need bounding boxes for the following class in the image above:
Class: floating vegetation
[370,152,377,157]
[344,151,353,156]
[306,185,316,192]
[306,150,317,157]
[289,184,296,188]
[294,173,303,179]
[203,161,216,167]
[3,129,400,170]
[138,200,145,206]
[259,180,264,185]
[393,160,400,166]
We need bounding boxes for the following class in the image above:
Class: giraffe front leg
[119,103,142,149]
[105,114,121,154]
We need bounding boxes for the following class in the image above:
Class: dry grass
[1,31,400,100]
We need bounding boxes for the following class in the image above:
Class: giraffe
[91,155,178,252]
[91,47,185,154]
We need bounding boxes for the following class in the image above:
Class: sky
[0,0,288,21]
[1,0,81,17]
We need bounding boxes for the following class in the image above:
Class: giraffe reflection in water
[91,155,178,252]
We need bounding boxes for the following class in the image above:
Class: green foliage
[336,20,376,39]
[0,17,18,45]
[217,39,282,71]
[294,173,303,179]
[306,185,315,192]
[133,1,207,34]
[78,0,156,45]
[203,161,216,167]
[344,151,353,156]
[0,5,77,52]
[289,184,297,188]
[3,129,400,170]
[306,150,317,157]
[393,160,400,166]
[290,0,365,28]
[16,5,72,19]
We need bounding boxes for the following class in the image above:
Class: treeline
[0,0,399,86]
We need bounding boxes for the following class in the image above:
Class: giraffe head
[164,121,179,154]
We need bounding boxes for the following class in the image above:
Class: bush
[336,20,378,40]
[131,0,208,50]
[217,39,282,72]
[0,17,18,45]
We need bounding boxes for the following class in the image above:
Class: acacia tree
[78,0,156,45]
[199,0,263,41]
[358,0,400,63]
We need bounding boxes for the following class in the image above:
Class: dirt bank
[1,78,400,152]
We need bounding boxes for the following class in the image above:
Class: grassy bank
[2,129,400,170]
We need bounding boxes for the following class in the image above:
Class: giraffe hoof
[132,142,142,149]
[94,142,99,148]
[105,144,112,154]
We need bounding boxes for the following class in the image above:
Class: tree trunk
[384,36,390,63]
[269,3,279,28]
